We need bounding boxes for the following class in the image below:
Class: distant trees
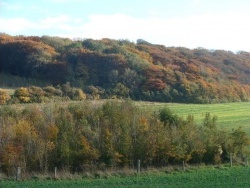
[1,34,250,103]
[0,85,87,105]
[0,36,57,79]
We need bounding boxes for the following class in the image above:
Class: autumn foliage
[1,34,250,103]
[0,101,248,175]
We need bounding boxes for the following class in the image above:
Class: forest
[1,33,250,104]
[0,101,249,175]
[0,34,250,177]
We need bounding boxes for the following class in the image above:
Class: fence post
[182,160,185,171]
[16,167,21,181]
[230,153,233,167]
[54,167,57,179]
[137,159,141,173]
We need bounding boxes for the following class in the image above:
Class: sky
[1,0,250,52]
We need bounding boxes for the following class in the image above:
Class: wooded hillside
[1,34,250,103]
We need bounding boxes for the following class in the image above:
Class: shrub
[28,86,45,103]
[14,87,31,103]
[71,88,87,100]
[0,88,11,104]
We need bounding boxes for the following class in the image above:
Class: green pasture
[2,166,250,188]
[136,102,250,134]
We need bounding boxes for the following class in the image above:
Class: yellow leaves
[81,136,91,151]
[73,89,87,100]
[139,117,149,132]
[104,128,112,139]
[47,125,59,140]
[125,46,153,63]
[14,120,38,139]
[46,141,55,151]
[114,152,123,164]
[14,87,31,103]
[80,136,100,161]
[0,89,11,105]
[19,96,31,103]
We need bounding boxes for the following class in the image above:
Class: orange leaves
[0,34,15,44]
[81,136,91,151]
[0,35,57,56]
[1,144,22,169]
[144,66,167,91]
[145,78,166,91]
[80,136,100,162]
[138,117,149,132]
[47,125,59,140]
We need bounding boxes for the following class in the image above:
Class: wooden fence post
[16,167,21,181]
[182,160,185,171]
[137,159,141,173]
[54,167,57,179]
[230,153,233,167]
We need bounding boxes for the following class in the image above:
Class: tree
[112,83,130,99]
[159,107,179,127]
[54,108,74,168]
[203,113,217,129]
[13,119,39,171]
[228,127,249,158]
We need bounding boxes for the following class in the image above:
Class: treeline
[0,82,133,105]
[1,34,250,103]
[0,101,248,175]
[0,84,86,105]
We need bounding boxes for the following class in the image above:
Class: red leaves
[145,78,166,91]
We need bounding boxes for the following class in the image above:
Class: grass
[1,166,250,187]
[135,101,250,135]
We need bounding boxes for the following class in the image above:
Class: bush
[0,88,11,104]
[71,88,86,100]
[14,87,31,103]
[28,86,45,103]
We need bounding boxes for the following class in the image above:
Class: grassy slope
[136,101,250,135]
[2,166,250,188]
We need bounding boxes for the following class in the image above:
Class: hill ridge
[0,34,250,103]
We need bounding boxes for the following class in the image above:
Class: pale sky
[1,0,250,52]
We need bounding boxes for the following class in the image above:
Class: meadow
[136,101,250,135]
[1,166,250,188]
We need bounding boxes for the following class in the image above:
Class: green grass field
[136,101,250,134]
[2,166,250,188]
